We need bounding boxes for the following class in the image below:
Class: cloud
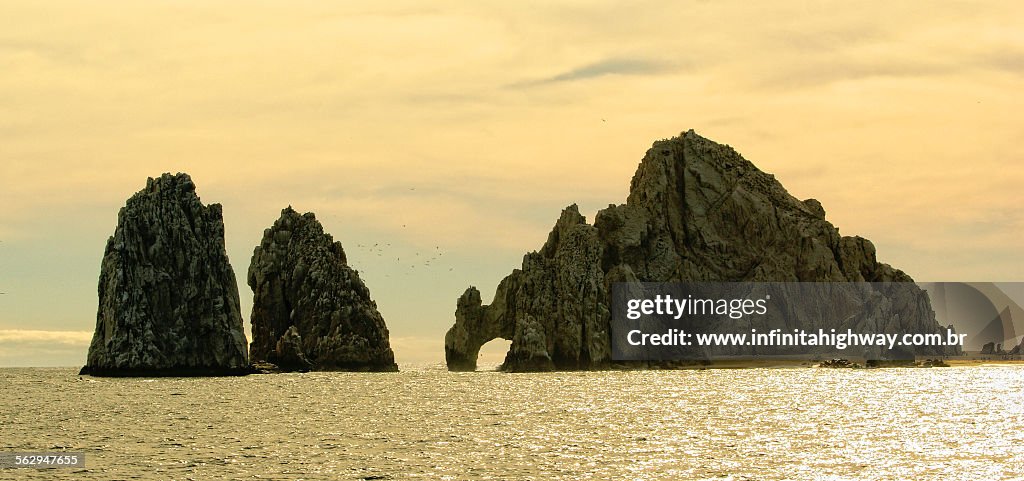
[0,39,85,65]
[0,330,91,367]
[0,330,92,346]
[509,57,678,88]
[769,26,888,53]
[982,49,1024,74]
[753,57,958,91]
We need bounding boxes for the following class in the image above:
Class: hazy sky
[1,1,1022,366]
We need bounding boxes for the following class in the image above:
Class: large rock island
[81,173,250,376]
[446,130,958,371]
[248,207,398,372]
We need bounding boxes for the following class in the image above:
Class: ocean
[2,365,1022,480]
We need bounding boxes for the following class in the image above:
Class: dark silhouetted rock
[81,173,250,377]
[250,361,282,374]
[446,130,960,371]
[819,359,858,368]
[248,207,398,372]
[865,359,917,368]
[919,359,950,367]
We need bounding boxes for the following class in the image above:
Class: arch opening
[476,338,512,371]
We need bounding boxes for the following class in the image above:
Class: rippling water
[2,365,1022,480]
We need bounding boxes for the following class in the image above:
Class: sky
[1,1,1022,367]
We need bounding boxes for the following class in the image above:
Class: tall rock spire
[81,173,249,376]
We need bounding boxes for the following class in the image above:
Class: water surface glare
[2,366,1022,480]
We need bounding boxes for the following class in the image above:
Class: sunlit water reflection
[2,365,1022,480]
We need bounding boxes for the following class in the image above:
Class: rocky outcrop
[818,359,860,368]
[446,206,611,372]
[81,173,250,376]
[446,130,959,371]
[248,207,397,372]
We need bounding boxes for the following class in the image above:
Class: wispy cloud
[509,57,678,88]
[752,56,957,90]
[982,49,1024,74]
[0,330,91,367]
[0,330,92,346]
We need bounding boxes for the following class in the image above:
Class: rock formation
[81,173,250,376]
[445,130,959,371]
[248,207,398,372]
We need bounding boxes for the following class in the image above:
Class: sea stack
[445,130,959,371]
[81,173,250,376]
[248,207,398,372]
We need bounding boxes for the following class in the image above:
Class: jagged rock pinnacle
[248,207,398,372]
[81,173,250,376]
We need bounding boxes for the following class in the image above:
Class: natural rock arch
[444,287,515,371]
[444,130,960,372]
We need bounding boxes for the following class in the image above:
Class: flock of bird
[349,242,453,277]
[324,192,456,277]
